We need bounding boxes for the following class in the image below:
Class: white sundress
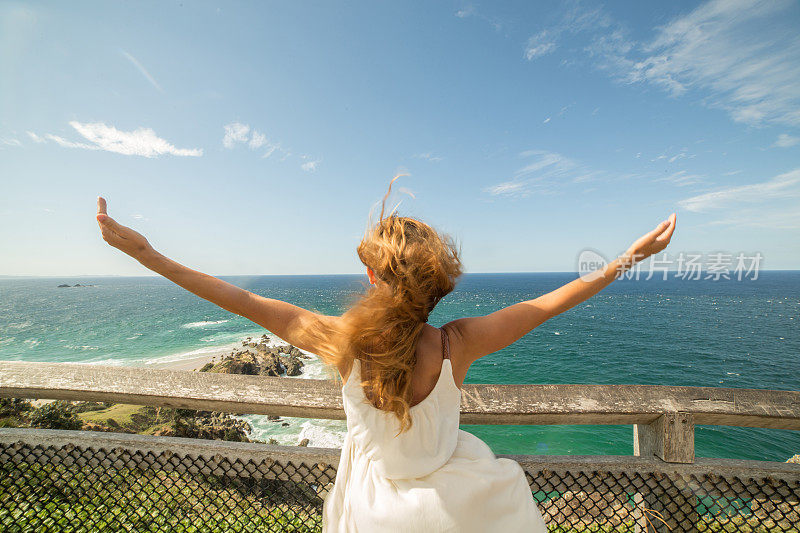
[322,330,547,532]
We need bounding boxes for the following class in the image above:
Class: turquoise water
[1,272,798,461]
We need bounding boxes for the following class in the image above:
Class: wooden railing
[2,361,799,464]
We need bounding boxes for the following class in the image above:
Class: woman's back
[322,328,546,532]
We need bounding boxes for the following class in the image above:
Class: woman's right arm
[96,197,339,355]
[444,214,677,366]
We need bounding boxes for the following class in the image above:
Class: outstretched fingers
[96,197,110,226]
[656,213,677,243]
[96,196,126,247]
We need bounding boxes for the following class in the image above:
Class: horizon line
[1,269,799,279]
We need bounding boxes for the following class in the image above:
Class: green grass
[0,461,322,532]
[76,403,142,425]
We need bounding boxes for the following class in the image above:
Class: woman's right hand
[621,213,677,268]
[96,197,153,260]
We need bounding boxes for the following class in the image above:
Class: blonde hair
[312,177,463,431]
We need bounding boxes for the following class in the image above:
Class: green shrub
[0,397,33,417]
[29,401,82,430]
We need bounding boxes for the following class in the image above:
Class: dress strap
[441,327,451,360]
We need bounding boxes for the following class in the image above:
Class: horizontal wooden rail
[2,361,799,430]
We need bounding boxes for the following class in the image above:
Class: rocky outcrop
[154,410,253,442]
[280,355,303,376]
[200,342,304,378]
[195,337,310,439]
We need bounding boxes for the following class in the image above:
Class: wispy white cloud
[454,4,502,30]
[26,131,45,143]
[678,168,800,212]
[774,133,800,148]
[525,6,611,62]
[455,5,474,18]
[301,160,319,172]
[656,170,705,187]
[222,122,251,149]
[45,133,97,151]
[650,148,694,163]
[249,131,268,149]
[73,122,201,156]
[30,122,201,157]
[484,150,602,197]
[528,1,800,126]
[412,152,444,162]
[485,181,528,196]
[222,122,290,160]
[584,0,800,127]
[525,31,557,60]
[0,137,21,147]
[121,50,163,93]
[706,207,800,229]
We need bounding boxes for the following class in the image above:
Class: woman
[96,184,676,532]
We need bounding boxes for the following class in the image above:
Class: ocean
[1,272,798,461]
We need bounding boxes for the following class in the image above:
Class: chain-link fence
[1,430,799,532]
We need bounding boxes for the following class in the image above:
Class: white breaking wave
[63,344,100,351]
[141,342,241,365]
[181,320,230,329]
[230,338,347,448]
[298,419,346,448]
[242,414,346,448]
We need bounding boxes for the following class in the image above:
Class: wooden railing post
[634,413,695,464]
[634,413,698,532]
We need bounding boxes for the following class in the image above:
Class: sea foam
[181,320,230,329]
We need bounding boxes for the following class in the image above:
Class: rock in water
[280,355,304,376]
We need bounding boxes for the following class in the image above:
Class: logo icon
[576,249,608,281]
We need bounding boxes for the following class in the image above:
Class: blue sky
[1,0,799,276]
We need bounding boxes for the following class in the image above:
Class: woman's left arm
[96,197,334,353]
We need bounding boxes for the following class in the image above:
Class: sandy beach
[144,353,221,372]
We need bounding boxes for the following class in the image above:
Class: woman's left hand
[623,213,677,266]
